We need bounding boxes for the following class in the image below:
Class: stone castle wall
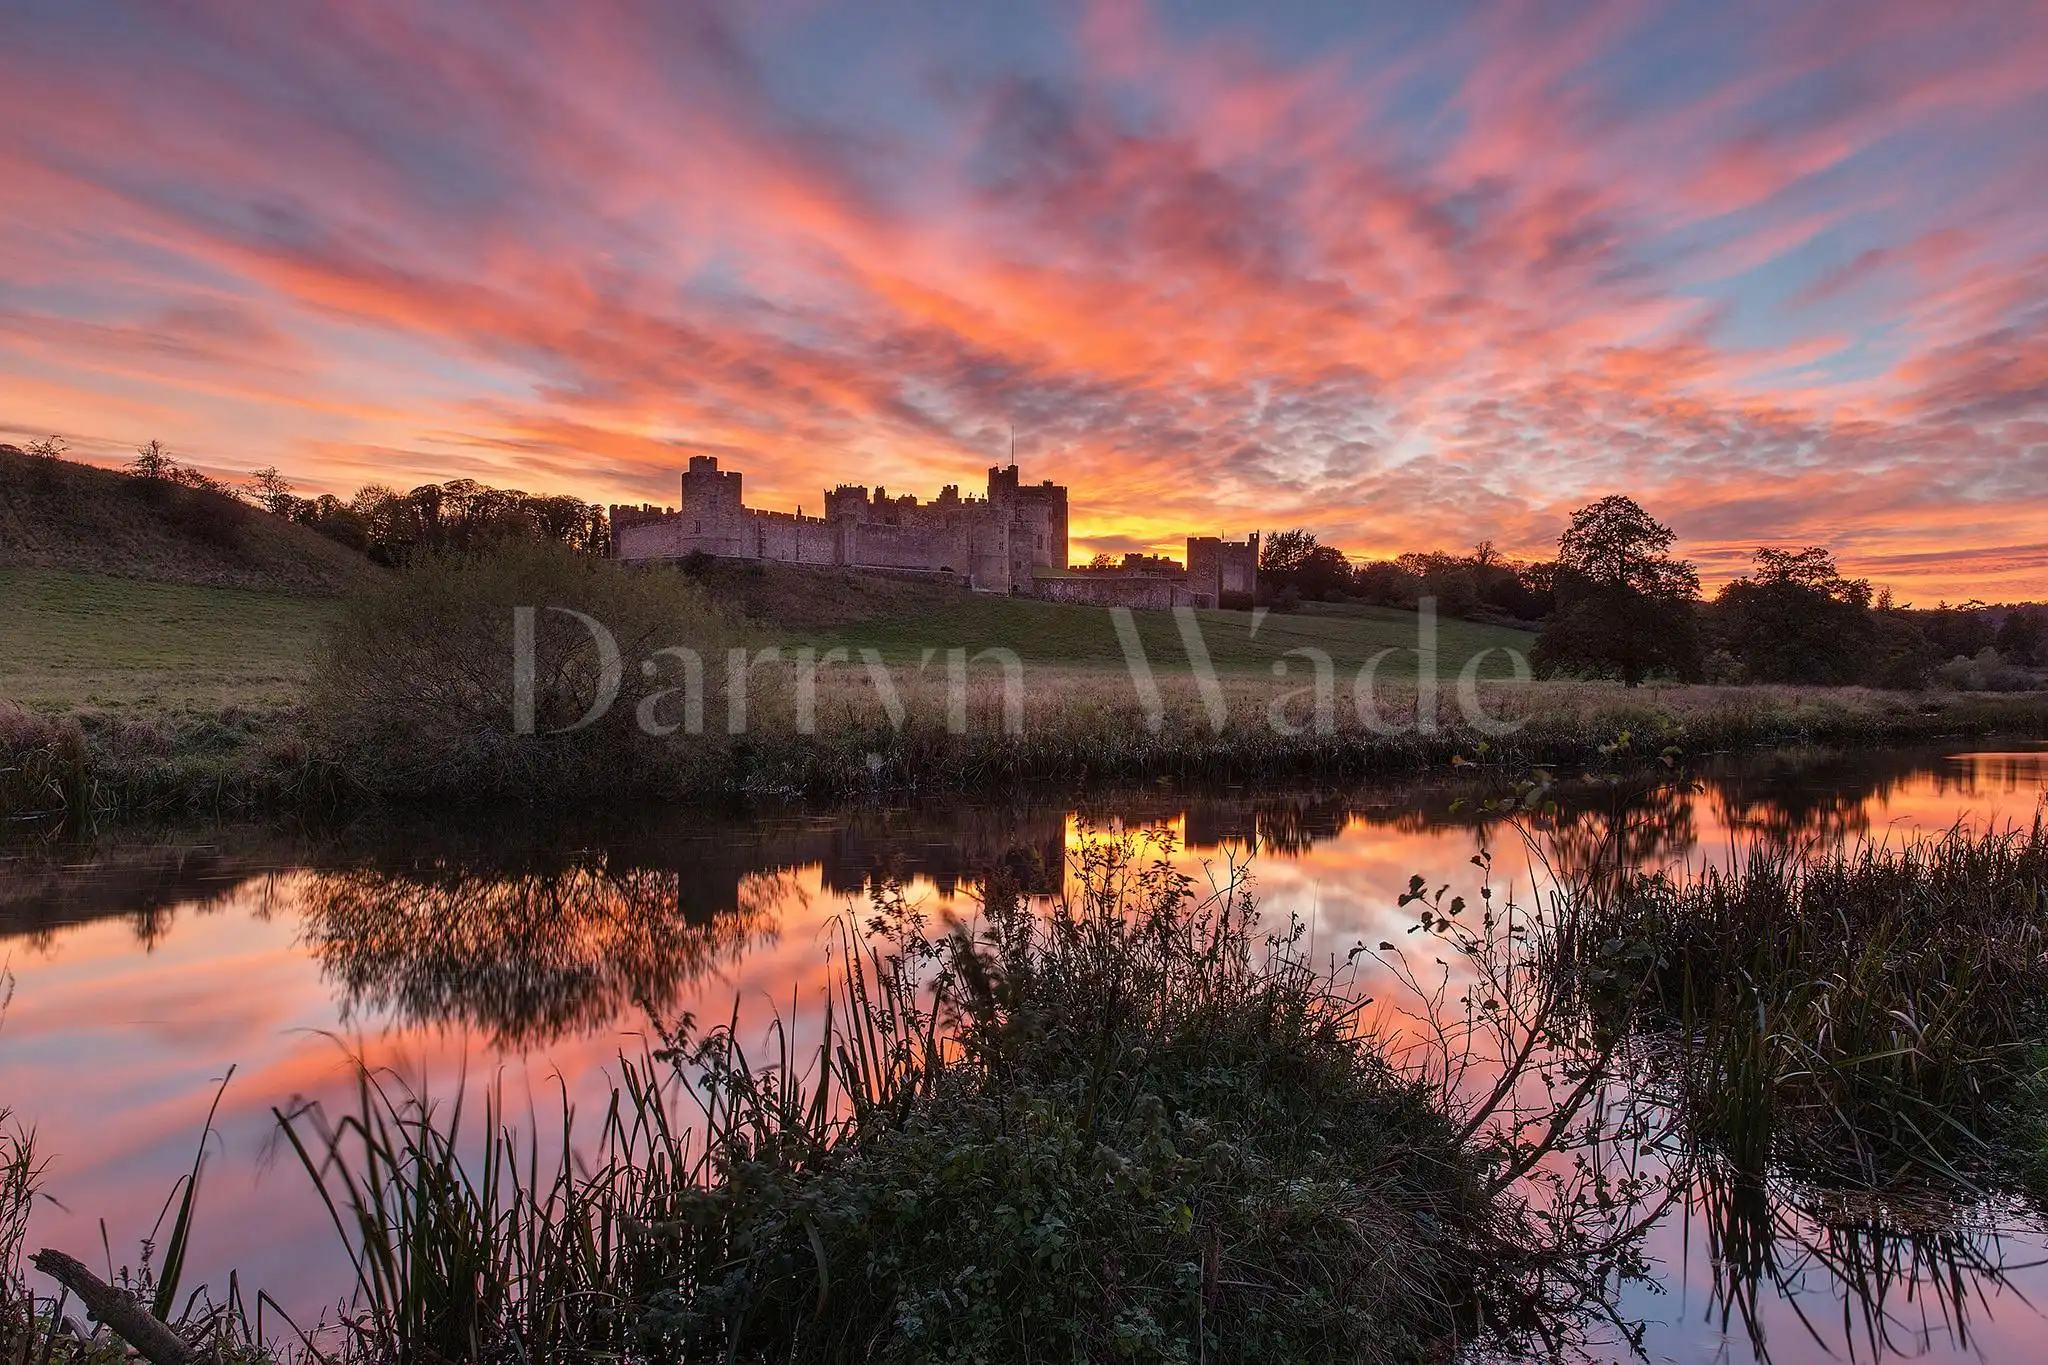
[612,456,1255,611]
[1034,574,1204,610]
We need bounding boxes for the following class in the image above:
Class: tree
[1353,559,1422,608]
[1995,606,2046,667]
[1712,546,1876,684]
[1259,529,1319,579]
[24,434,65,490]
[130,439,174,481]
[1531,495,1701,686]
[247,466,297,516]
[1259,529,1350,602]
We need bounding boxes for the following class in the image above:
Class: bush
[309,543,755,800]
[284,835,1605,1364]
[1933,646,2036,693]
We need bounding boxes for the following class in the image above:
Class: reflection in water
[1687,1173,2044,1364]
[301,859,789,1048]
[1,740,2045,1363]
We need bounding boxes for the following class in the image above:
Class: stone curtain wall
[1033,574,1206,610]
[616,456,1064,593]
[612,457,1252,612]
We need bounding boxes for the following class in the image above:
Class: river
[3,742,2045,1361]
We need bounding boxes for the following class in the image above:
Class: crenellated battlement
[612,455,1248,607]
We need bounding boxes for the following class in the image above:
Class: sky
[2,0,2045,600]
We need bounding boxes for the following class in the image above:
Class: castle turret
[680,455,743,514]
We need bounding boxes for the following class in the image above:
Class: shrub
[308,542,756,800]
[283,835,1622,1363]
[1933,646,2037,693]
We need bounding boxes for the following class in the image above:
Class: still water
[3,744,2046,1361]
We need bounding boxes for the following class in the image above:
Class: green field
[790,597,1534,679]
[0,567,339,709]
[0,564,1534,716]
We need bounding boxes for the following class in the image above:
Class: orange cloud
[0,0,2042,598]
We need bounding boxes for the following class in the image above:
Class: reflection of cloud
[0,4,2044,593]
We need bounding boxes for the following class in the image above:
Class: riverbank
[6,681,2048,828]
[1,832,1614,1363]
[6,554,2046,827]
[5,742,2047,1362]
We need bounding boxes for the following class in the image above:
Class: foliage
[255,474,612,563]
[307,542,754,801]
[274,833,1642,1363]
[1711,546,1877,685]
[1533,495,1701,686]
[1570,823,2048,1186]
[1932,645,2037,692]
[1258,528,1352,601]
[1994,606,2047,667]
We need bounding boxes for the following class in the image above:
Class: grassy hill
[0,447,377,596]
[0,567,339,709]
[689,560,1534,678]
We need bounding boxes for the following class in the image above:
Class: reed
[1573,823,2048,1186]
[269,832,1635,1362]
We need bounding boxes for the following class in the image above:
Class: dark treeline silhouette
[5,435,612,565]
[1261,494,2045,690]
[1258,529,1555,622]
[245,463,609,563]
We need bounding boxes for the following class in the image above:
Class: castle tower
[680,455,743,514]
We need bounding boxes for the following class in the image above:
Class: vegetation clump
[1571,822,2048,1186]
[308,542,755,801]
[266,836,1614,1364]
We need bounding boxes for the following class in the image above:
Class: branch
[29,1249,195,1365]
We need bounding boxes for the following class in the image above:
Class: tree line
[242,462,610,563]
[9,435,613,564]
[1256,496,2046,690]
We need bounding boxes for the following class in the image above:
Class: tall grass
[270,833,1643,1363]
[1573,822,2048,1186]
[0,711,94,828]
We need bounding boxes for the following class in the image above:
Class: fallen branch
[28,1249,194,1365]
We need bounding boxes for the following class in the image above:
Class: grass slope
[694,560,1536,678]
[0,448,377,595]
[0,567,338,709]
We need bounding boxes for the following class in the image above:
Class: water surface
[3,744,2045,1360]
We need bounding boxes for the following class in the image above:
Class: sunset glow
[3,1,2045,597]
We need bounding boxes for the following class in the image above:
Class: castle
[611,457,1256,609]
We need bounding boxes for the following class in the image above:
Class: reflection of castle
[610,457,1257,608]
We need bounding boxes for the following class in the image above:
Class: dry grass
[0,449,377,596]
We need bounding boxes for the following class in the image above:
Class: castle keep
[611,457,1255,609]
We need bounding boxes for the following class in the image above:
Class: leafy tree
[1260,529,1350,601]
[1712,546,1876,684]
[247,465,297,516]
[1531,495,1701,686]
[1994,606,2046,667]
[1915,602,1995,660]
[1259,528,1318,578]
[1354,559,1422,608]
